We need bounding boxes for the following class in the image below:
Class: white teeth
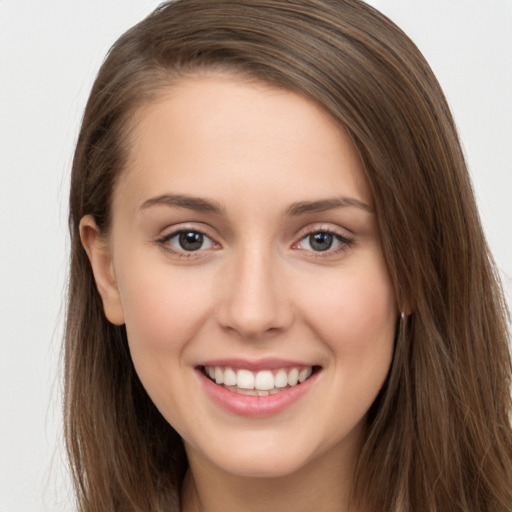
[299,367,312,383]
[214,367,224,385]
[287,368,299,386]
[204,365,315,394]
[238,388,258,396]
[255,370,274,390]
[274,369,288,388]
[223,367,237,386]
[237,369,255,389]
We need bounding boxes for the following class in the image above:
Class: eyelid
[292,223,353,242]
[291,224,354,255]
[154,222,354,259]
[156,223,221,258]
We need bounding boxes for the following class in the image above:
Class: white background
[0,1,511,510]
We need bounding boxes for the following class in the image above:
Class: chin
[184,424,359,481]
[210,450,313,479]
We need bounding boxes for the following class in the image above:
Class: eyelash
[156,228,219,259]
[294,229,354,257]
[156,227,354,259]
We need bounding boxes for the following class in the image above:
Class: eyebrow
[140,194,225,214]
[285,197,373,216]
[140,193,372,216]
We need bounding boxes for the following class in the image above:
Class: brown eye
[178,231,204,251]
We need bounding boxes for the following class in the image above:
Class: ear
[79,215,125,325]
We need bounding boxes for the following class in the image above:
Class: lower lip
[197,368,319,417]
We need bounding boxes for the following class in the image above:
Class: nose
[215,245,294,339]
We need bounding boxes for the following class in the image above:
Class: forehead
[113,74,371,213]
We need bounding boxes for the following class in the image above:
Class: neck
[180,441,361,512]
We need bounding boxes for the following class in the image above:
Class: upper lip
[198,357,318,371]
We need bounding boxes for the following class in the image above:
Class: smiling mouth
[200,365,320,396]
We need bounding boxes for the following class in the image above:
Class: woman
[64,0,512,510]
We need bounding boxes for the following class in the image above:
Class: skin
[81,75,398,512]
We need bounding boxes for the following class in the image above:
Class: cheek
[115,259,213,362]
[114,260,215,429]
[313,261,396,420]
[299,253,396,359]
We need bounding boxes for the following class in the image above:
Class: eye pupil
[179,231,203,251]
[310,232,333,251]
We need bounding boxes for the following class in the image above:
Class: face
[82,75,397,480]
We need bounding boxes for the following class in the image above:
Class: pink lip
[196,366,320,418]
[199,357,312,371]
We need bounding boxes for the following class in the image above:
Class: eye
[295,230,353,253]
[159,230,215,253]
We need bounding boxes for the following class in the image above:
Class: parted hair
[65,1,512,510]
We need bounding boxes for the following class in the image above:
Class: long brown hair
[65,1,512,510]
